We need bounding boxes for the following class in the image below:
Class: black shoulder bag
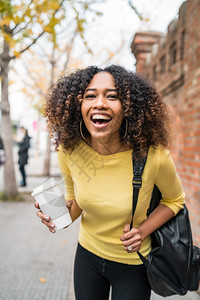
[131,154,200,297]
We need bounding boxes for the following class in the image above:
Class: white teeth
[92,114,111,120]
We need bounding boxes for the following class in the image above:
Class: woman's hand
[120,224,142,253]
[34,201,73,233]
[35,202,56,233]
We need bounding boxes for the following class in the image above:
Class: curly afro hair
[44,65,171,159]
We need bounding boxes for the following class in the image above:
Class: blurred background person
[0,136,6,167]
[16,127,30,187]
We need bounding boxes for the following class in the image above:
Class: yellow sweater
[57,141,185,265]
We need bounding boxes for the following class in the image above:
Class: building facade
[131,0,200,245]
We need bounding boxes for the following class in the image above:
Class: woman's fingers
[122,233,141,246]
[124,241,141,252]
[35,203,50,222]
[34,202,40,209]
[120,225,142,253]
[35,206,56,233]
[36,210,50,221]
[123,224,130,234]
[123,238,142,252]
[66,200,73,210]
[41,219,56,233]
[121,227,141,241]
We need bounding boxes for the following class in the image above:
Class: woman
[0,136,6,166]
[17,127,30,187]
[35,65,184,300]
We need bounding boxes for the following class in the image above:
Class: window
[160,55,166,74]
[180,30,185,60]
[170,42,177,66]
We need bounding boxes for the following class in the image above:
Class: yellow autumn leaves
[0,0,65,50]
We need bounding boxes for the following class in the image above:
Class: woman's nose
[93,95,108,109]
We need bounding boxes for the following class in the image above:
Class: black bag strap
[131,152,149,267]
[130,154,147,229]
[137,251,149,267]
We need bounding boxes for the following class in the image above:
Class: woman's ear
[77,94,83,103]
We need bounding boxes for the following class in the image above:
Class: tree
[0,0,143,195]
[0,0,66,195]
[13,0,104,176]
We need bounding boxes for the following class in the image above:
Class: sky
[80,0,185,69]
[9,0,185,131]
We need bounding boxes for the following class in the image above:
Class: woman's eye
[85,94,96,99]
[107,95,118,99]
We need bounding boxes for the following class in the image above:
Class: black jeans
[74,243,151,300]
[19,165,26,185]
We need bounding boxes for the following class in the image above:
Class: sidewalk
[0,147,61,194]
[0,150,199,299]
[0,200,79,300]
[0,149,79,300]
[0,199,199,300]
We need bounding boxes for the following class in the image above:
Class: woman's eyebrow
[85,88,117,92]
[85,88,96,92]
[107,89,117,92]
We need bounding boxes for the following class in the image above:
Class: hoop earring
[122,119,128,139]
[80,119,86,140]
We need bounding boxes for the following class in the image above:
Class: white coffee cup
[31,178,72,230]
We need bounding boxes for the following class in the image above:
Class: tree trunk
[1,40,18,196]
[34,113,41,158]
[42,45,55,176]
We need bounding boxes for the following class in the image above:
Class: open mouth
[91,114,112,126]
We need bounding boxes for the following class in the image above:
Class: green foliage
[0,191,25,202]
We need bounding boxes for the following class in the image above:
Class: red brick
[131,0,200,246]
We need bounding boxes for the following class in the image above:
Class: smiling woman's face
[81,71,124,144]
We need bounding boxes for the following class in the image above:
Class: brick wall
[130,0,200,246]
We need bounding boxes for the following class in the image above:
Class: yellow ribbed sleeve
[155,149,185,215]
[57,146,76,201]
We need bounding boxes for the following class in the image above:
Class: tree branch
[21,58,46,97]
[59,30,78,73]
[128,0,144,20]
[10,22,21,34]
[10,31,45,60]
[10,0,35,34]
[53,0,65,17]
[9,0,66,60]
[12,20,32,36]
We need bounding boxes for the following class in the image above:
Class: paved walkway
[0,149,199,299]
[0,149,79,300]
[0,200,79,300]
[0,199,199,300]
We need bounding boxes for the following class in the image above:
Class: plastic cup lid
[31,178,60,197]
